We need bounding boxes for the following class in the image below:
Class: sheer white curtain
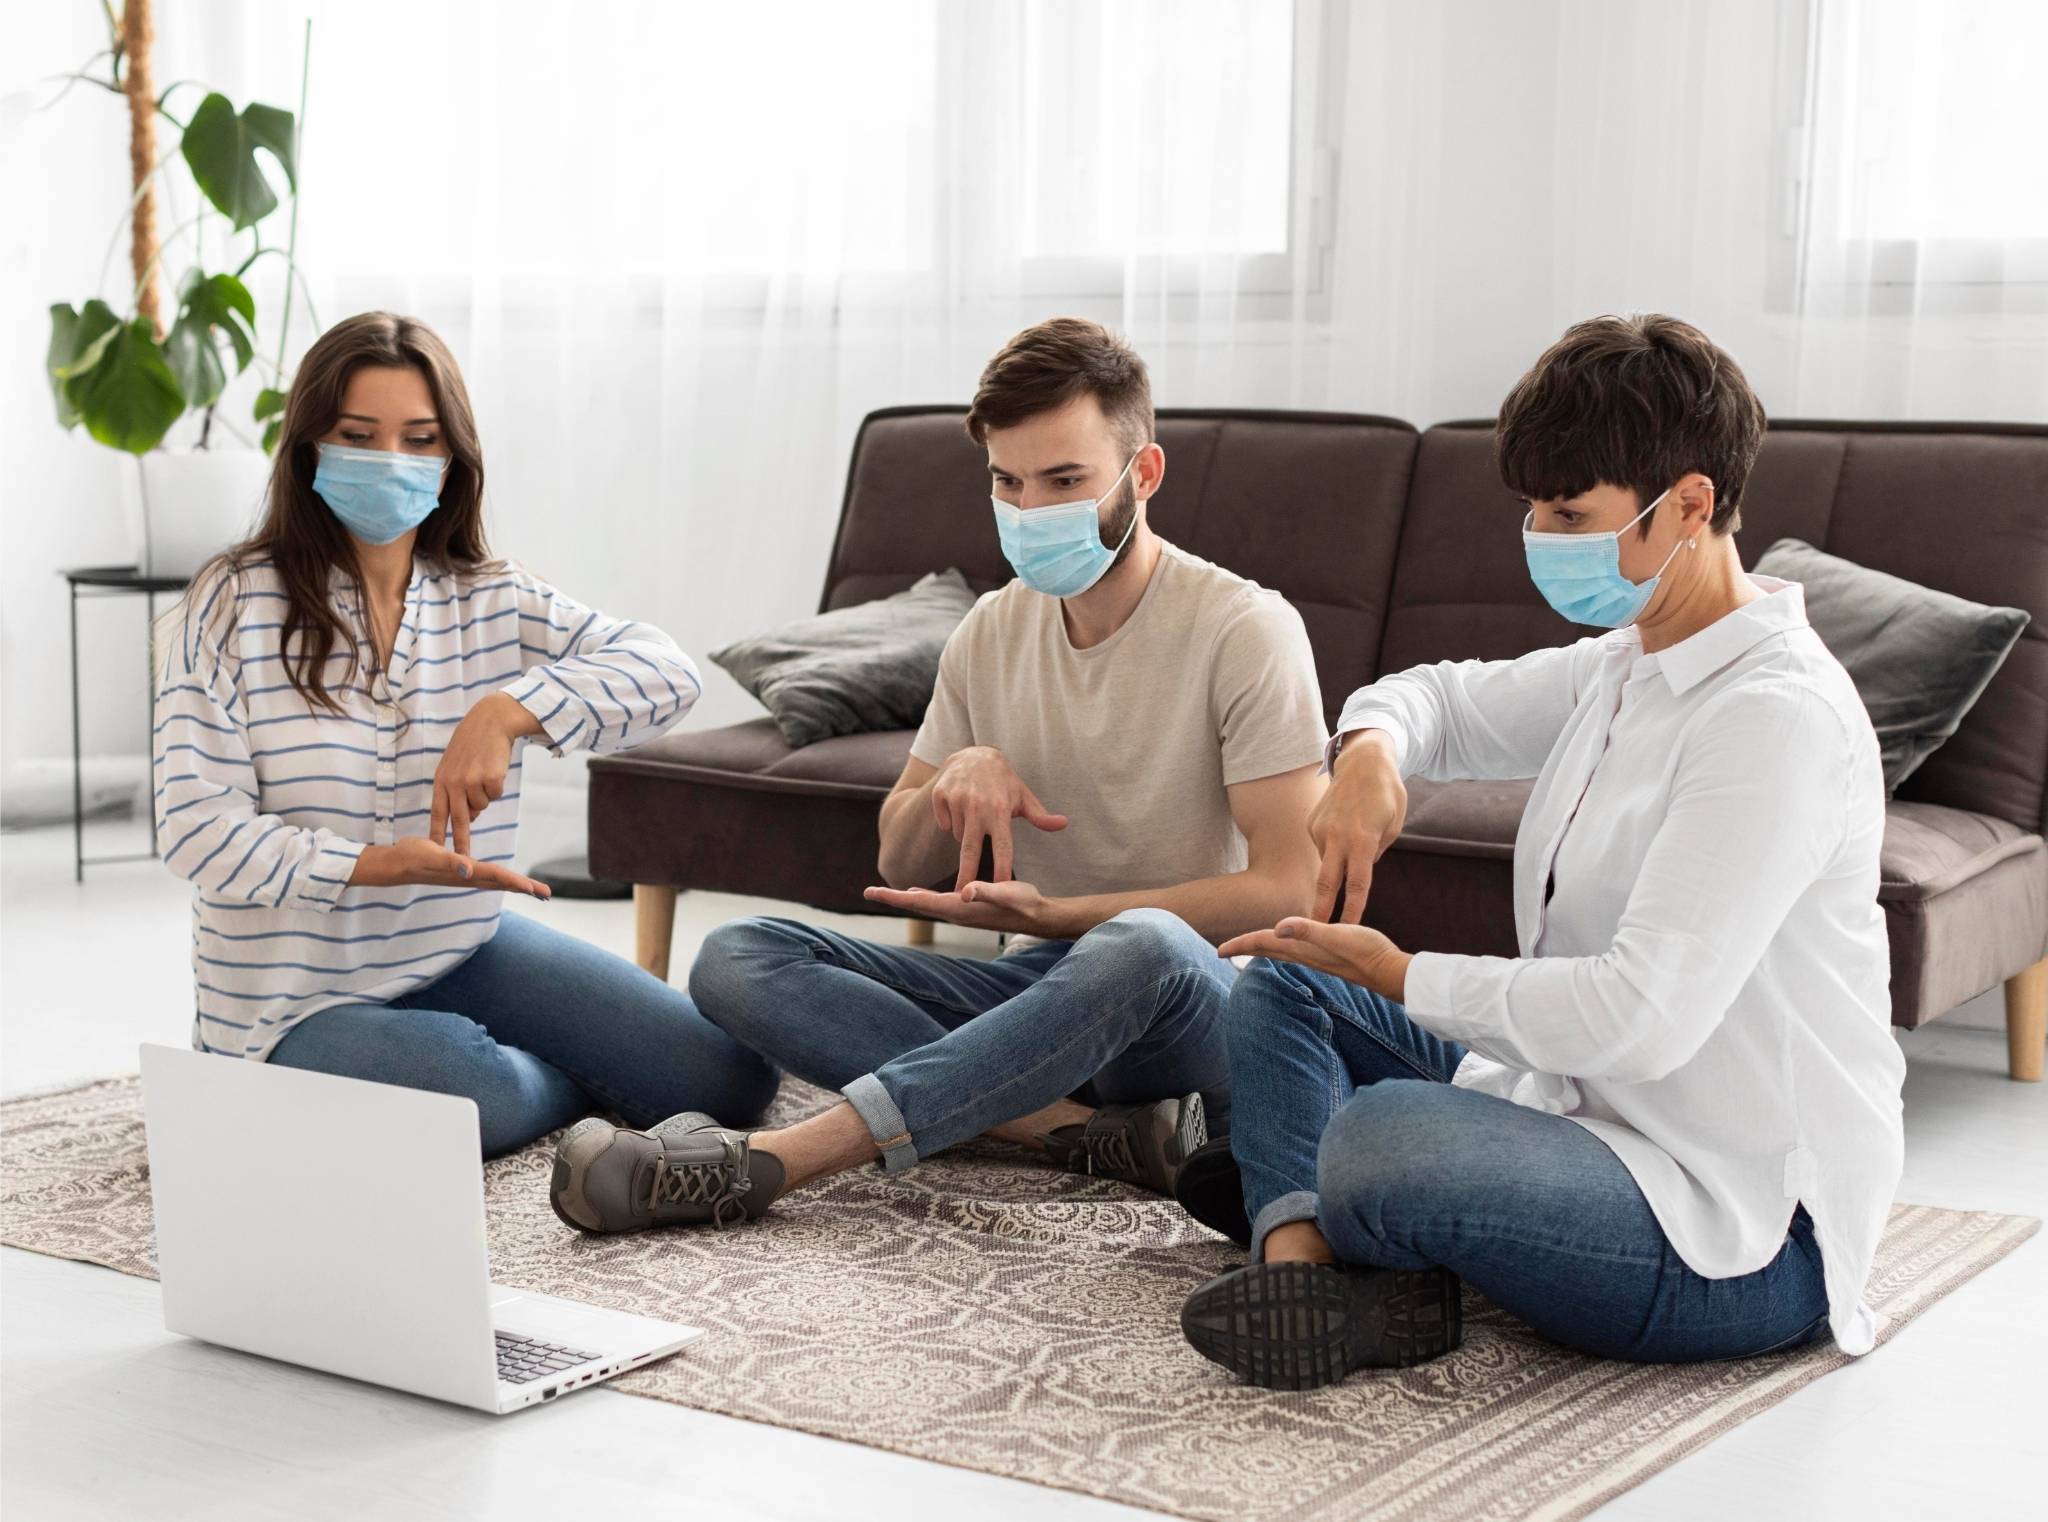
[1789,0,2048,416]
[193,0,1330,741]
[1320,0,2048,426]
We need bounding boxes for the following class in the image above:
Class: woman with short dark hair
[153,311,776,1156]
[1179,314,1904,1384]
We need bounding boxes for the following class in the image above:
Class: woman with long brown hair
[152,311,776,1155]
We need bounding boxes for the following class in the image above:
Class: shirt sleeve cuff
[503,674,585,757]
[289,836,366,912]
[1400,950,1459,1024]
[1325,714,1407,776]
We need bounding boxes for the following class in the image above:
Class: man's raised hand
[929,745,1068,893]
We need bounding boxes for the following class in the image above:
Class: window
[287,0,1338,311]
[1787,0,2048,306]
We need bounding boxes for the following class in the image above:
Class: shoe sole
[1170,1092,1208,1174]
[1180,1261,1463,1390]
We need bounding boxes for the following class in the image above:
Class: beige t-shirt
[909,541,1327,900]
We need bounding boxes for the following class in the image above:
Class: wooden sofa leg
[2007,956,2046,1082]
[634,884,678,983]
[905,919,934,946]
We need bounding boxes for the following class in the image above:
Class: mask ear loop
[1632,482,1707,626]
[1098,450,1144,555]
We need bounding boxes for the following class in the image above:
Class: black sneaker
[1172,1137,1251,1246]
[1180,1259,1464,1389]
[1039,1093,1206,1195]
[550,1111,786,1234]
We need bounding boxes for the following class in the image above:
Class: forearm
[1338,645,1581,783]
[876,780,955,889]
[476,690,544,740]
[1048,860,1317,943]
[157,796,363,911]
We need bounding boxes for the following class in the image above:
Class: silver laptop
[140,1043,702,1413]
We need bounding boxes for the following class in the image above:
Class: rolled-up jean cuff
[842,1073,919,1174]
[1249,1190,1320,1263]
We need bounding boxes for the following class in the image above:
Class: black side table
[62,565,191,882]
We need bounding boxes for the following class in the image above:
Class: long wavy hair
[183,311,497,715]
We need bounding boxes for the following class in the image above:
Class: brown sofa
[589,407,2048,1079]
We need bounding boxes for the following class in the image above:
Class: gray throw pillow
[711,570,979,749]
[1752,538,2030,796]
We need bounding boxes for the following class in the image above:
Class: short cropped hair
[1495,314,1766,536]
[966,317,1154,459]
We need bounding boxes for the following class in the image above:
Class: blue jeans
[1227,958,1832,1362]
[269,911,779,1157]
[689,908,1235,1171]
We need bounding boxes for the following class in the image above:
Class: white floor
[2,817,2043,1522]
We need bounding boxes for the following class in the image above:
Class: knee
[687,916,807,1028]
[357,1006,500,1089]
[380,1012,544,1154]
[1223,956,1323,1055]
[1085,908,1218,983]
[1315,1082,1441,1227]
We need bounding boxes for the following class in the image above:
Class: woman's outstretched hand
[1218,917,1410,1002]
[430,692,544,855]
[351,837,552,898]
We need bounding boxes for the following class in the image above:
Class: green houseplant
[42,1,313,574]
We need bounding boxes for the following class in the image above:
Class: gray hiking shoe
[1039,1092,1207,1195]
[550,1111,786,1234]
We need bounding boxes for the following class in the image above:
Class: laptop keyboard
[495,1330,601,1385]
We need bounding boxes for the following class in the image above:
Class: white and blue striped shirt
[152,558,698,1060]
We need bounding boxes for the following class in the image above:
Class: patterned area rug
[2,1076,2036,1522]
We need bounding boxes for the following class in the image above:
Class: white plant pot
[129,449,274,580]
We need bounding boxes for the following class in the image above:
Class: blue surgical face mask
[312,443,447,546]
[1522,486,1689,628]
[991,452,1141,598]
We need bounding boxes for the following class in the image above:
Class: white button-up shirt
[153,559,699,1061]
[1337,578,1904,1354]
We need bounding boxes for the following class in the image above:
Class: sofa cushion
[1884,826,2048,1027]
[1773,425,2048,834]
[710,569,977,749]
[587,757,895,917]
[1397,780,2040,901]
[593,718,909,799]
[1877,801,2045,903]
[1398,777,1528,860]
[1752,539,2029,796]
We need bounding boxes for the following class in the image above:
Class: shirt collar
[1644,576,1809,696]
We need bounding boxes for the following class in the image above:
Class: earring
[1688,538,1697,549]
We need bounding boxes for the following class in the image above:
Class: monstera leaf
[46,300,123,428]
[50,306,187,454]
[164,270,257,407]
[181,93,296,231]
[254,385,288,454]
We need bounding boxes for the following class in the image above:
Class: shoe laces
[646,1134,752,1228]
[1078,1125,1138,1179]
